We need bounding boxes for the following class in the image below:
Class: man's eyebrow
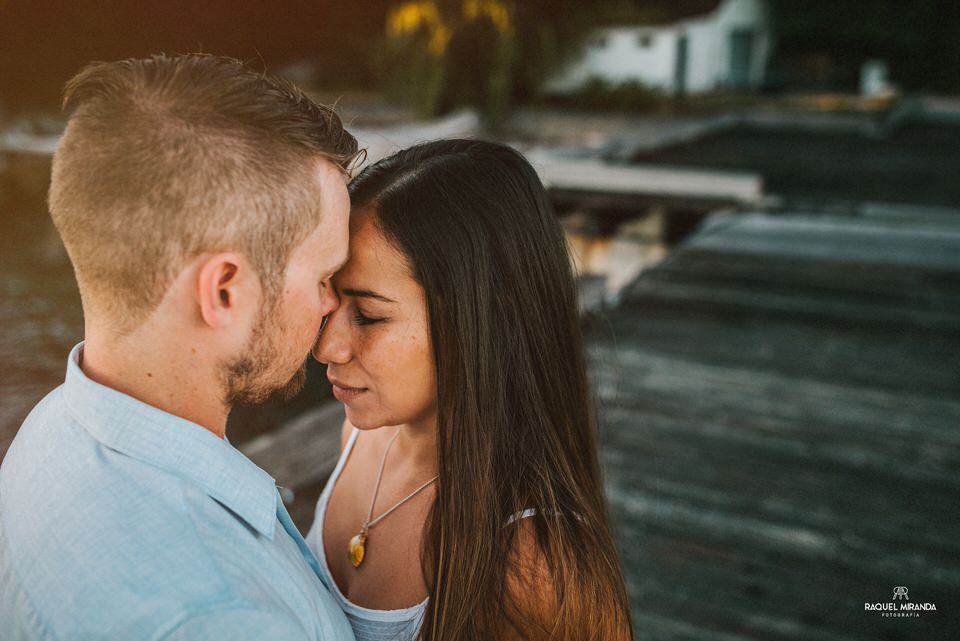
[340,288,396,303]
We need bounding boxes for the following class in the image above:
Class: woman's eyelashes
[353,309,387,326]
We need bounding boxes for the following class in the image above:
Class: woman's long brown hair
[348,140,633,641]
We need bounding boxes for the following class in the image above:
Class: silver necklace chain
[363,430,438,532]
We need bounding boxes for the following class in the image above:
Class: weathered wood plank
[530,155,764,206]
[240,401,344,492]
[589,309,960,398]
[650,250,960,309]
[596,209,960,640]
[690,213,960,271]
[625,279,960,330]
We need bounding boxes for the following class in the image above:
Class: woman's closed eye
[354,309,388,326]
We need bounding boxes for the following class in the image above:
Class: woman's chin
[343,408,385,431]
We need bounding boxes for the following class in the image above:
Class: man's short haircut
[49,53,360,332]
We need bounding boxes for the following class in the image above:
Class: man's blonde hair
[49,54,359,332]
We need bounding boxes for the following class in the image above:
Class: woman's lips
[330,382,366,402]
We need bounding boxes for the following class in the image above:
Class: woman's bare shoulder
[502,517,633,641]
[501,518,559,640]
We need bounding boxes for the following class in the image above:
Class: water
[0,153,81,458]
[0,152,332,460]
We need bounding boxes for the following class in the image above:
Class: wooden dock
[240,401,345,527]
[530,153,764,211]
[242,204,959,640]
[592,208,960,640]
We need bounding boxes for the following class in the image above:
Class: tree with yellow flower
[383,0,618,119]
[385,0,514,119]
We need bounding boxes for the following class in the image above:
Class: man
[0,54,359,640]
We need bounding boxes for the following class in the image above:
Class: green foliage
[768,0,960,91]
[589,0,670,26]
[383,25,448,117]
[383,1,515,120]
[508,0,610,101]
[545,77,664,112]
[438,16,515,120]
[382,0,622,119]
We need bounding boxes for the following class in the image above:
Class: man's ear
[196,253,253,328]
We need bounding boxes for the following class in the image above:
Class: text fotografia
[865,587,938,618]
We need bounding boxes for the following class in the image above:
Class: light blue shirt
[0,343,355,641]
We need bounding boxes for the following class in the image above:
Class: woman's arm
[500,517,632,641]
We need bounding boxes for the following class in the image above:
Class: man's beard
[222,302,310,408]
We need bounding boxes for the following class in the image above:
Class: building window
[637,34,654,48]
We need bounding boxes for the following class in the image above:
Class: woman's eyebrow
[340,288,397,303]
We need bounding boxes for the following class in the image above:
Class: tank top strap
[325,427,360,492]
[307,427,359,576]
[504,508,538,526]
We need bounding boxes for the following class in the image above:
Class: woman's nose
[319,281,340,319]
[313,306,351,364]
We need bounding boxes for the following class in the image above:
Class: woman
[306,139,633,641]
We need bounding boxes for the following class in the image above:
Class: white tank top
[306,429,537,641]
[306,429,426,641]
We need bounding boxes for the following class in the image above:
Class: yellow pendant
[348,532,367,568]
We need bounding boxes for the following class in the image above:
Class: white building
[547,0,772,95]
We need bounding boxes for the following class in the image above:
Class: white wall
[682,18,718,93]
[546,0,771,95]
[546,27,678,93]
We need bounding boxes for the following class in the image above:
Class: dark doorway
[729,28,755,89]
[675,34,689,94]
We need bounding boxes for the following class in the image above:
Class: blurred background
[1,1,958,639]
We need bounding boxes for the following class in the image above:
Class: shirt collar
[61,342,278,539]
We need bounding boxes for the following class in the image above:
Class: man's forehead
[311,232,347,273]
[331,246,349,273]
